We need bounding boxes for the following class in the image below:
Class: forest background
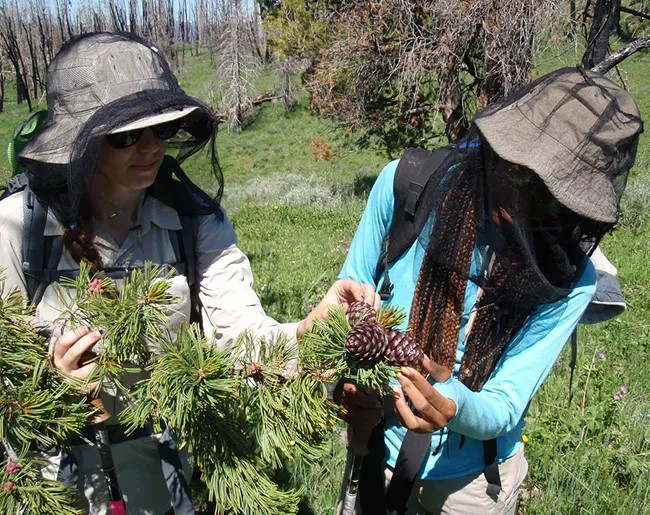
[0,0,649,513]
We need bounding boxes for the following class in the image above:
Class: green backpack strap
[7,110,48,175]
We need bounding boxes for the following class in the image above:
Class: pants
[338,445,528,515]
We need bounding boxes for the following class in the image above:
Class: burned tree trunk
[0,3,33,110]
[220,0,254,131]
[591,35,650,73]
[0,52,5,112]
[129,0,138,33]
[22,20,42,101]
[583,0,617,68]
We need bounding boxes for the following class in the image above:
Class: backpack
[362,145,627,514]
[6,110,48,176]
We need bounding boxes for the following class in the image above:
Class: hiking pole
[90,399,127,515]
[340,452,364,515]
[339,427,371,515]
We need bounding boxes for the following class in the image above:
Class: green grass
[2,43,650,514]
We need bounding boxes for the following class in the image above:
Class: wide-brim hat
[474,67,643,223]
[19,32,214,165]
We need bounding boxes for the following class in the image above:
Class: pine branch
[0,275,92,513]
[58,262,179,379]
[0,452,82,515]
[234,337,337,466]
[376,304,407,330]
[299,306,398,393]
[121,323,241,447]
[2,266,360,513]
[203,457,302,515]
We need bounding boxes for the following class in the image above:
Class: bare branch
[590,36,650,74]
[618,5,650,22]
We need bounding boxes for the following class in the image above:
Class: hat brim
[109,106,199,133]
[474,105,619,223]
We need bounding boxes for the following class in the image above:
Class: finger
[69,362,98,381]
[392,386,434,432]
[397,371,451,427]
[83,380,100,396]
[421,356,452,382]
[52,326,90,361]
[360,283,378,305]
[400,366,453,412]
[336,280,372,305]
[56,331,101,371]
[371,291,381,310]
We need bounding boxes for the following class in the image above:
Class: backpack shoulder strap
[20,185,62,305]
[375,146,454,299]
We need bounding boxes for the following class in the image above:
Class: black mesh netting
[18,31,223,226]
[409,113,640,391]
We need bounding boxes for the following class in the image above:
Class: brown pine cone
[384,329,424,367]
[346,301,377,327]
[345,321,387,362]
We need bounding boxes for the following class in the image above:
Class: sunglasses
[106,120,181,149]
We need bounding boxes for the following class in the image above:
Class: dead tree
[219,0,255,131]
[276,58,308,113]
[108,0,128,32]
[54,0,74,40]
[583,0,618,68]
[308,0,560,152]
[22,19,43,101]
[0,1,32,110]
[569,0,578,39]
[248,0,267,64]
[36,1,55,64]
[129,0,138,33]
[0,50,5,112]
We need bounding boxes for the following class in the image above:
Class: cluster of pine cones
[345,301,423,367]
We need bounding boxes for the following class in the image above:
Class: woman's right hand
[336,381,384,455]
[51,327,100,384]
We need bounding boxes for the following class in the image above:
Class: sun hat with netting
[18,31,222,227]
[474,67,643,224]
[408,67,643,391]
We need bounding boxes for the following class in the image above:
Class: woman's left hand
[297,279,379,339]
[393,356,457,432]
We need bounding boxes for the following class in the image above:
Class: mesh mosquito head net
[18,31,222,226]
[409,67,643,390]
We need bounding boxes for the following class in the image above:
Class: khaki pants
[338,445,528,515]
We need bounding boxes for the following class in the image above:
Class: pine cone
[384,330,424,367]
[345,322,387,362]
[346,301,377,327]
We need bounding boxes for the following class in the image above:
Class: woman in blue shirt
[338,68,643,514]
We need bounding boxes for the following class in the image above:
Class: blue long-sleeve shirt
[339,159,597,479]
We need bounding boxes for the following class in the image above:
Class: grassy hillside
[1,43,649,514]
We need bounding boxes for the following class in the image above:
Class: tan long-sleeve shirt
[0,189,298,514]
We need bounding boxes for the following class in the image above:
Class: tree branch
[590,36,650,74]
[619,5,650,22]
